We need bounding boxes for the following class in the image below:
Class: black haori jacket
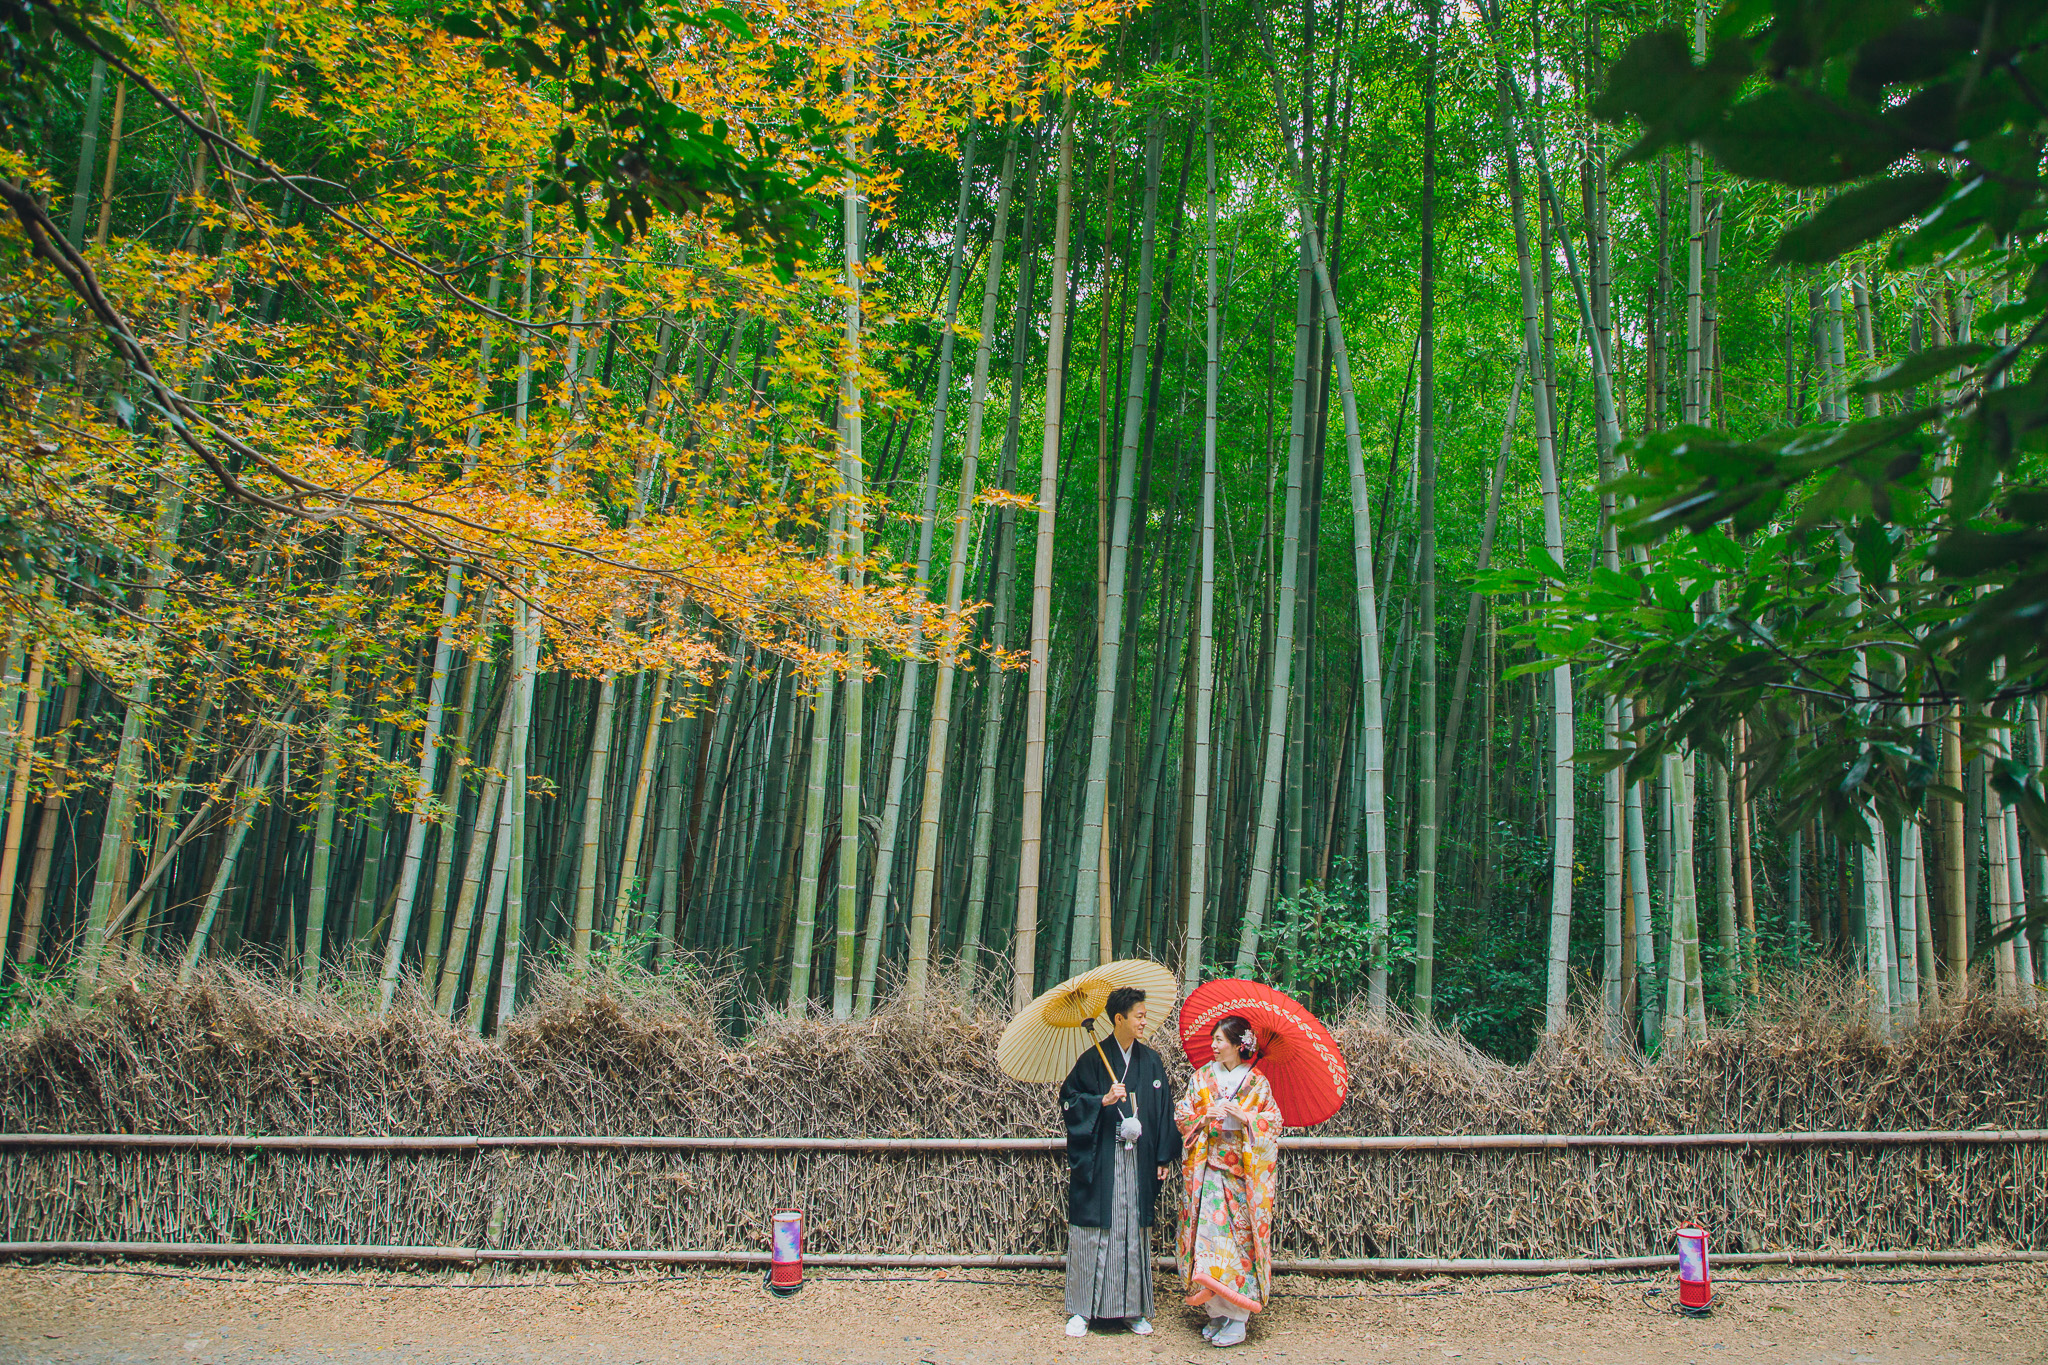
[1059,1037,1183,1228]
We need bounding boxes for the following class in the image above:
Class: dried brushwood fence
[1,969,2045,1265]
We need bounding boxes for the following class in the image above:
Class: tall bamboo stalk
[493,600,538,1035]
[64,59,108,249]
[1016,90,1077,1006]
[300,536,359,997]
[1661,750,1706,1047]
[89,79,126,253]
[1943,705,1967,992]
[179,732,286,984]
[437,701,513,1017]
[1895,790,1923,1022]
[16,662,81,961]
[1439,369,1520,796]
[1735,719,1759,995]
[1684,0,1707,428]
[1073,112,1164,975]
[2006,787,2036,990]
[1187,2,1222,988]
[465,718,517,1034]
[0,629,23,832]
[1234,235,1312,974]
[1985,753,2014,994]
[833,88,869,1022]
[890,124,977,1011]
[77,476,186,987]
[570,677,620,962]
[1494,64,1574,1029]
[914,129,1019,995]
[378,566,465,1012]
[1253,11,1388,1006]
[786,517,842,1010]
[608,670,669,957]
[423,594,493,992]
[1414,0,1443,1018]
[1710,753,1737,985]
[1623,696,1656,1049]
[0,633,49,956]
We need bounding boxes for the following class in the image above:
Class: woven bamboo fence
[3,1134,2046,1262]
[1,968,2044,1264]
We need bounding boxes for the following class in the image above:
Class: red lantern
[768,1209,804,1294]
[1674,1222,1712,1314]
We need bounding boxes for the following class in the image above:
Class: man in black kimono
[1058,985,1182,1337]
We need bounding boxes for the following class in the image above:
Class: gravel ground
[1,1260,2044,1365]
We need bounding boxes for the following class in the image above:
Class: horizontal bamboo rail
[1278,1249,2048,1273]
[2,1242,2045,1274]
[0,1134,1064,1153]
[1279,1129,2048,1150]
[4,1129,2045,1152]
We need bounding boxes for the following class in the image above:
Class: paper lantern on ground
[1674,1222,1711,1314]
[768,1209,803,1294]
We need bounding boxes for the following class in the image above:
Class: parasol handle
[1083,1018,1129,1115]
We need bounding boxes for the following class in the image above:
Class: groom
[1057,986,1182,1337]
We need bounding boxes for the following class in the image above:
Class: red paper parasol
[1178,979,1349,1127]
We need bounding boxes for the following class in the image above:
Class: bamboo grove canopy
[0,0,2041,1060]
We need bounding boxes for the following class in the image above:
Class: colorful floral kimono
[1174,1061,1280,1318]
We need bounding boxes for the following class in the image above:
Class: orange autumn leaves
[8,0,1133,696]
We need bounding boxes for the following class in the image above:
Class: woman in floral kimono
[1174,1015,1280,1348]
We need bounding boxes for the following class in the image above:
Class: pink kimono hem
[1187,1273,1262,1314]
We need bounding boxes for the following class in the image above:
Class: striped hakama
[1064,1140,1153,1320]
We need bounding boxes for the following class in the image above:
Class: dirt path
[2,1260,2043,1365]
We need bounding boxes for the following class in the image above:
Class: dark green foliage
[1574,0,2048,820]
[0,0,126,136]
[435,0,843,276]
[1773,173,1948,265]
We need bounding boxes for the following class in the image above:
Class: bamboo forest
[2,0,2046,1062]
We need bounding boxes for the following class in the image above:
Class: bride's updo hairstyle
[1215,1015,1258,1062]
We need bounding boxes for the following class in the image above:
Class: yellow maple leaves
[4,0,1139,823]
